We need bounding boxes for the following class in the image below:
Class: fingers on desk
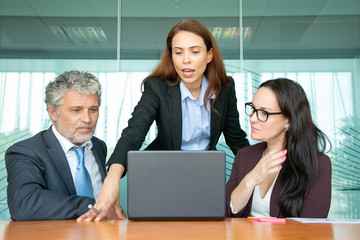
[77,209,102,222]
[117,205,126,219]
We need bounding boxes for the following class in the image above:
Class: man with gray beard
[5,70,120,220]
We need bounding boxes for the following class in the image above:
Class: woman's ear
[207,48,214,63]
[284,122,290,131]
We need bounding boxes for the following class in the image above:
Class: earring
[284,126,289,131]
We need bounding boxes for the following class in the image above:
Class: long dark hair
[260,78,331,217]
[146,18,230,110]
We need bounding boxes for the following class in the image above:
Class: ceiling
[0,0,359,59]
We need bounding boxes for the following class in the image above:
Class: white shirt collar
[51,125,93,153]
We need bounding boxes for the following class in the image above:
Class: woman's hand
[230,146,286,213]
[244,146,287,189]
[77,164,126,221]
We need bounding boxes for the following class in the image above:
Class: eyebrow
[172,45,203,50]
[251,104,273,111]
[68,105,99,108]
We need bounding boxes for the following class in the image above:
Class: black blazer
[5,127,107,221]
[108,77,249,174]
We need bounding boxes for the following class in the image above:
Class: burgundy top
[226,142,332,218]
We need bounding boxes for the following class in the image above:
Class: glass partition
[0,0,359,219]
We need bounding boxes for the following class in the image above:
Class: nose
[81,110,91,123]
[249,111,258,123]
[182,52,190,63]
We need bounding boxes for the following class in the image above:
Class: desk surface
[0,218,359,240]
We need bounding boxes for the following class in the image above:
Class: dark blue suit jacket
[107,77,249,174]
[5,127,107,221]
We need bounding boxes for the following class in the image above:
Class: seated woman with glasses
[226,78,332,218]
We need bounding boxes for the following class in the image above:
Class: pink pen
[252,217,286,223]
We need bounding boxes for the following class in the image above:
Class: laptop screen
[127,150,225,220]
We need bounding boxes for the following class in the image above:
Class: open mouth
[182,68,194,78]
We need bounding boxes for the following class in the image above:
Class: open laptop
[127,150,225,221]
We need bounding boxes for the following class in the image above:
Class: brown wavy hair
[146,18,230,110]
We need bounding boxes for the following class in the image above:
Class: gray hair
[45,70,102,112]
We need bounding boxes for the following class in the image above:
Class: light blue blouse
[180,76,214,150]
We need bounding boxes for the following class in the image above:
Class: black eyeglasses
[245,102,282,122]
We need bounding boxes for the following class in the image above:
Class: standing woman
[79,19,249,221]
[226,78,331,218]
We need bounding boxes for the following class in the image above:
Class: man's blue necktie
[71,146,94,198]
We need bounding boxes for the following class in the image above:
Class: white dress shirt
[52,125,103,199]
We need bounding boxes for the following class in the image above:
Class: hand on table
[77,164,126,221]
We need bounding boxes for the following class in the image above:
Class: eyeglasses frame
[245,102,282,122]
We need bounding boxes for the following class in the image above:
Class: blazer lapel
[91,143,107,180]
[210,95,224,149]
[270,177,282,217]
[168,85,182,150]
[44,127,76,195]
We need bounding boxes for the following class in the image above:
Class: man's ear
[47,107,58,122]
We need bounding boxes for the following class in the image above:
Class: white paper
[287,218,360,224]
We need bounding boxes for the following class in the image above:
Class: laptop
[127,150,225,220]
